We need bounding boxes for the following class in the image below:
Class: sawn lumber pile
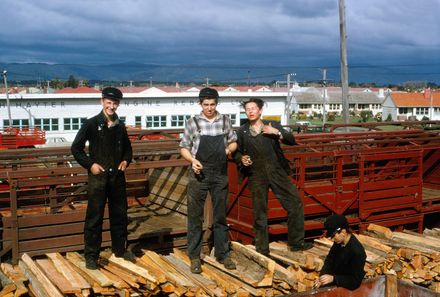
[0,224,440,296]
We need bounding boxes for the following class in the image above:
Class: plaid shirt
[179,112,237,157]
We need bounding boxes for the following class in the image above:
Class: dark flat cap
[102,87,123,101]
[324,214,349,238]
[199,87,219,99]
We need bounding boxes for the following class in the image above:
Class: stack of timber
[1,225,440,296]
[272,224,440,294]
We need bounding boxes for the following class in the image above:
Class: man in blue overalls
[180,87,238,274]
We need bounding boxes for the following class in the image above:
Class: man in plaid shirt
[180,87,237,274]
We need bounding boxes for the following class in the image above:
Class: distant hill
[1,62,439,85]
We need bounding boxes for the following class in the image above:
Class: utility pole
[339,0,350,125]
[2,70,12,127]
[321,68,328,126]
[284,73,296,125]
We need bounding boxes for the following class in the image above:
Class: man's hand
[241,155,253,167]
[317,274,334,287]
[90,163,105,175]
[192,158,203,174]
[262,122,280,136]
[118,160,128,171]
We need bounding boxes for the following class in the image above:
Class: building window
[415,108,429,115]
[135,116,142,127]
[399,108,409,114]
[434,107,440,112]
[64,117,87,131]
[225,114,237,126]
[314,104,323,109]
[3,119,29,128]
[146,115,167,128]
[171,115,191,127]
[349,104,355,109]
[358,104,369,109]
[299,104,312,109]
[329,104,340,110]
[35,118,59,131]
[119,116,126,123]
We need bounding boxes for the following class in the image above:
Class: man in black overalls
[234,98,312,255]
[71,87,134,270]
[180,87,238,274]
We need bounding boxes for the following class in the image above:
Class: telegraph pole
[284,73,296,125]
[321,68,328,126]
[339,0,350,124]
[2,70,12,127]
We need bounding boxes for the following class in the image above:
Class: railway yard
[0,122,439,296]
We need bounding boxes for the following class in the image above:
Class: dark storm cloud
[0,0,439,68]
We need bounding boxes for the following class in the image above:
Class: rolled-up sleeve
[179,117,195,151]
[226,117,237,144]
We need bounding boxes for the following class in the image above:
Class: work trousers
[248,162,305,254]
[84,170,128,261]
[186,166,230,261]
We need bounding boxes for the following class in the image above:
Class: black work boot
[115,250,136,262]
[85,258,98,270]
[219,256,236,270]
[190,258,202,274]
[289,242,313,252]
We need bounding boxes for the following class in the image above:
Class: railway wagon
[227,128,440,244]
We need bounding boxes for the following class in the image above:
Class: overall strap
[193,116,201,133]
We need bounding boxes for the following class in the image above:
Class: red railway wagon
[227,128,440,244]
[0,127,46,150]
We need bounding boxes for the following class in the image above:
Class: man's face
[331,229,346,244]
[101,98,119,118]
[244,102,262,121]
[200,98,218,119]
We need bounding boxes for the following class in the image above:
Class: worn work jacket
[71,111,133,171]
[234,120,295,176]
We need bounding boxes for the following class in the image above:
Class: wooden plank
[367,224,393,239]
[35,258,80,294]
[269,241,323,271]
[0,263,28,297]
[46,253,91,290]
[99,268,130,290]
[164,255,218,296]
[172,248,238,295]
[141,250,194,290]
[391,232,440,252]
[19,253,64,297]
[100,262,141,289]
[65,252,113,287]
[106,254,157,285]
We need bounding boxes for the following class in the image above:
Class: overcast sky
[1,1,439,72]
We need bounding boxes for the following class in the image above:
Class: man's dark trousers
[248,161,305,255]
[84,170,128,262]
[186,165,229,261]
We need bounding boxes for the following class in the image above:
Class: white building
[0,86,290,141]
[0,85,391,142]
[382,89,440,121]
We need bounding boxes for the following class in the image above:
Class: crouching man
[314,215,366,290]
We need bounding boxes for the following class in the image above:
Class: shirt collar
[198,111,221,121]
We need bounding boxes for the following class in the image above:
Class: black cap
[324,214,349,237]
[102,87,123,101]
[199,87,219,99]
